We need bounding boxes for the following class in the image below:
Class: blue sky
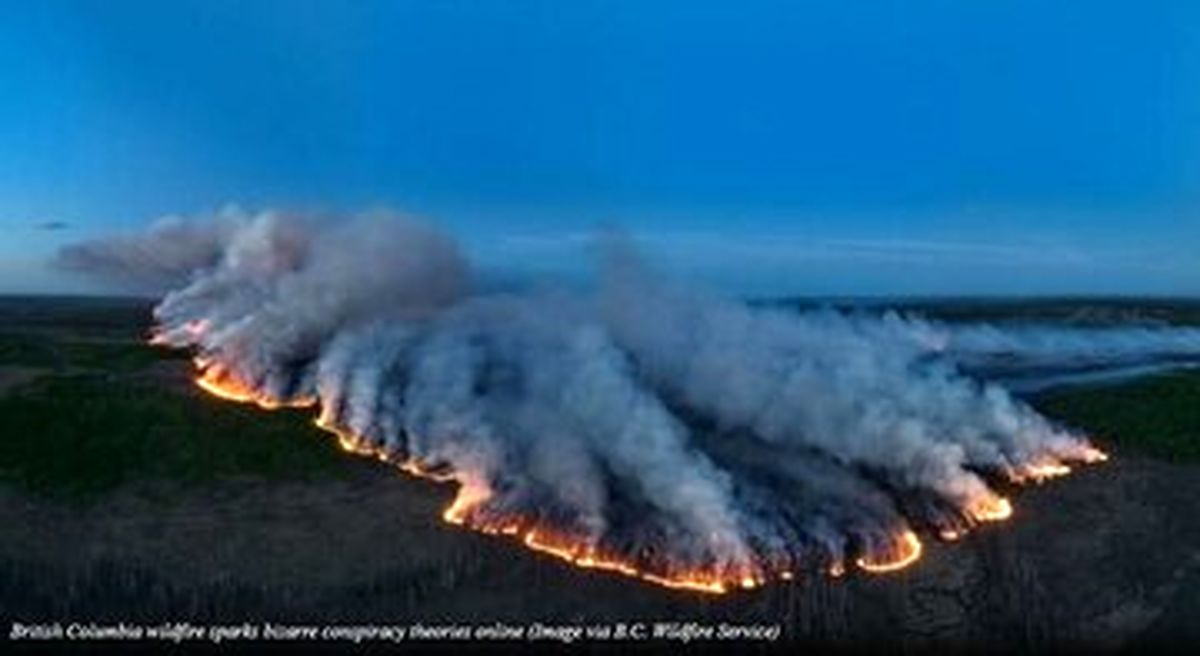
[1,0,1198,296]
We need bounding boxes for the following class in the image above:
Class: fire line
[185,365,1107,594]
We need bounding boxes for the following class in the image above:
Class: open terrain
[2,295,1199,650]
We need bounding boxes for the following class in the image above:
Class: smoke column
[58,209,1200,592]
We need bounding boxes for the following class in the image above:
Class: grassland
[1037,371,1200,463]
[0,374,350,502]
[0,298,352,503]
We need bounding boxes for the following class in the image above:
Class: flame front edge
[186,364,1106,595]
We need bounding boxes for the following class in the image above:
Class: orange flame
[441,479,493,525]
[521,529,735,594]
[194,368,315,410]
[855,531,923,574]
[967,495,1014,523]
[1081,446,1109,463]
[1008,458,1072,484]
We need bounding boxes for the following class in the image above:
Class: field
[2,295,1199,649]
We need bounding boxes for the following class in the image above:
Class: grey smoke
[56,209,1200,582]
[55,212,237,294]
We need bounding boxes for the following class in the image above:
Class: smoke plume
[57,209,1200,590]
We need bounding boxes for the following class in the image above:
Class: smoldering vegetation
[55,209,1200,583]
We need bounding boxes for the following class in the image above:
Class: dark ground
[2,295,1199,651]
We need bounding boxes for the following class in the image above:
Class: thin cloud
[488,231,1097,269]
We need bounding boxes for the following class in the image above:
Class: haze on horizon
[1,1,1198,298]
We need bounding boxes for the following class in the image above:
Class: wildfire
[440,484,747,594]
[967,495,1014,523]
[148,319,209,346]
[1021,462,1073,481]
[1007,444,1109,485]
[855,531,923,574]
[182,355,1107,594]
[441,479,493,525]
[193,365,315,410]
[1008,458,1073,484]
[1081,446,1110,463]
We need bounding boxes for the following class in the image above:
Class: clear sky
[2,0,1198,296]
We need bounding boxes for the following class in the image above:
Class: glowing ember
[1008,458,1073,484]
[967,495,1014,523]
[1024,462,1073,480]
[194,370,315,410]
[442,479,493,525]
[855,531,923,574]
[1082,446,1110,463]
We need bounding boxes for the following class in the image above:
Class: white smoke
[56,208,1200,582]
[54,209,244,294]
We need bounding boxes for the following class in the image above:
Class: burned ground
[1,296,1199,650]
